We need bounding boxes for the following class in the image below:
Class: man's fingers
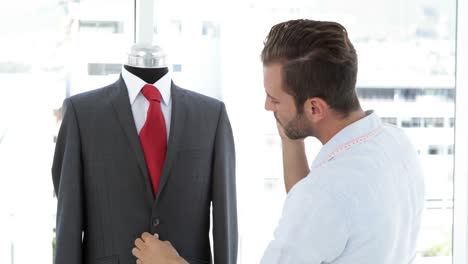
[134,238,145,249]
[141,232,154,242]
[132,247,141,258]
[163,241,180,256]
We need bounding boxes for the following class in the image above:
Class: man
[132,19,425,264]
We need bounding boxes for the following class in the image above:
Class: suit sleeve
[52,98,84,264]
[212,103,238,264]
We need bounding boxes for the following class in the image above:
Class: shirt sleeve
[260,180,351,264]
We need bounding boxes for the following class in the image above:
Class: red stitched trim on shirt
[314,126,383,169]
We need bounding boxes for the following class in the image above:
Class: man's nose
[265,98,273,111]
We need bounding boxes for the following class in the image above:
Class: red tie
[139,84,167,196]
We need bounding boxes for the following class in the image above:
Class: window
[0,1,134,263]
[79,20,124,34]
[448,145,454,155]
[170,20,182,35]
[428,145,442,155]
[400,88,421,101]
[381,117,397,125]
[172,64,182,72]
[425,88,455,101]
[401,117,422,128]
[1,0,462,263]
[411,117,423,128]
[402,119,412,128]
[357,88,395,100]
[264,178,279,191]
[88,63,122,76]
[0,62,32,74]
[152,0,457,262]
[202,21,218,38]
[424,117,445,128]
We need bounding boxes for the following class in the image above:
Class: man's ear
[304,97,328,122]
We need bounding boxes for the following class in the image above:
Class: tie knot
[141,84,162,102]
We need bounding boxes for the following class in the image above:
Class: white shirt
[121,66,172,139]
[261,111,425,264]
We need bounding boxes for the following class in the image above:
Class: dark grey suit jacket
[52,76,237,264]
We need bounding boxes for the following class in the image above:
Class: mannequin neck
[124,65,169,84]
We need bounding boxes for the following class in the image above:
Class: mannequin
[52,42,238,264]
[124,43,169,83]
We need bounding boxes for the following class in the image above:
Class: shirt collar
[121,65,172,106]
[312,110,382,168]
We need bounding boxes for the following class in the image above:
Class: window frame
[453,0,468,263]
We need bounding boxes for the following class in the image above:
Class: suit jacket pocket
[175,149,211,203]
[95,255,119,264]
[176,149,211,182]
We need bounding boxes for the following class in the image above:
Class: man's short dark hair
[261,19,360,115]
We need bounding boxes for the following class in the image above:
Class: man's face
[263,63,311,140]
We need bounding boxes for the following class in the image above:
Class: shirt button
[152,218,160,227]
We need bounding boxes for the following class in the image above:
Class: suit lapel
[108,76,154,205]
[155,82,186,204]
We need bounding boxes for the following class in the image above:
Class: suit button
[152,218,160,227]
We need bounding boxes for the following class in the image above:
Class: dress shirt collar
[121,65,171,106]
